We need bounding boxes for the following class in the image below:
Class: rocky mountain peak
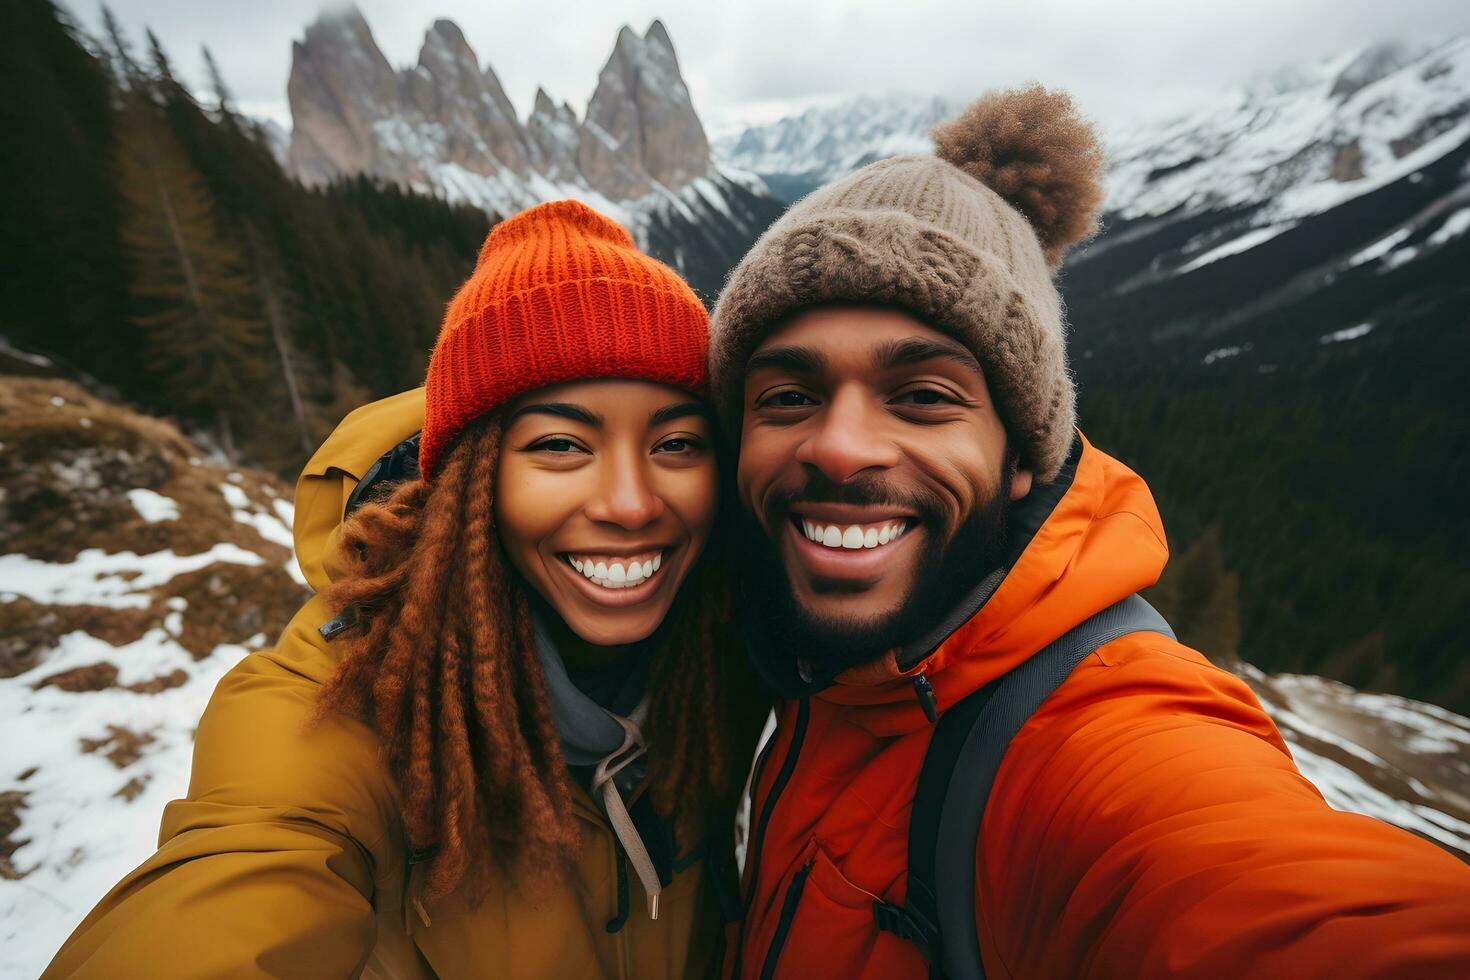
[408,17,532,179]
[417,19,479,81]
[584,19,711,190]
[284,9,783,299]
[286,4,399,186]
[287,10,719,206]
[644,18,675,54]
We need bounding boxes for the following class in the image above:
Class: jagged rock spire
[286,10,725,213]
[584,20,711,191]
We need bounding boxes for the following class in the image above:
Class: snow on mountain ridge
[714,36,1470,231]
[712,92,955,200]
[1107,35,1470,224]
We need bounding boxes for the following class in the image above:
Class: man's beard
[740,458,1015,680]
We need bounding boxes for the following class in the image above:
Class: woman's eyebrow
[509,403,602,426]
[649,402,714,427]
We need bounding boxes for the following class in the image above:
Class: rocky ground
[0,374,308,976]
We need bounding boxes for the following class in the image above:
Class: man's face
[737,305,1033,671]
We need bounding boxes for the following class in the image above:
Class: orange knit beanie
[420,200,709,480]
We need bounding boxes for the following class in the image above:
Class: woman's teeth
[568,553,662,589]
[800,519,910,550]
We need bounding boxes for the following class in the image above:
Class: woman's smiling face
[495,379,719,647]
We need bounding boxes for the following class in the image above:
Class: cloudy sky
[71,0,1470,135]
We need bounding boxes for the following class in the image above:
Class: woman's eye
[893,389,952,406]
[531,438,587,454]
[761,391,814,408]
[655,437,702,454]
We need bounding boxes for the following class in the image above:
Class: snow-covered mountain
[1105,39,1468,225]
[286,7,782,300]
[1089,35,1470,299]
[713,93,956,202]
[718,40,1470,215]
[717,37,1470,363]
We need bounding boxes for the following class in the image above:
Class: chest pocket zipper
[758,856,814,980]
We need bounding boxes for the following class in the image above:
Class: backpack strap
[876,594,1175,979]
[318,433,421,643]
[344,432,420,518]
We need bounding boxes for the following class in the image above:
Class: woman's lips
[554,548,671,607]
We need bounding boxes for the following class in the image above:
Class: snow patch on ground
[125,489,179,524]
[0,636,254,977]
[0,544,264,609]
[220,484,306,586]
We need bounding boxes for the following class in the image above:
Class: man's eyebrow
[509,403,602,427]
[649,402,714,427]
[873,337,982,375]
[745,345,827,375]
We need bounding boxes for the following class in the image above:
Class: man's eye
[761,391,814,408]
[893,389,952,406]
[530,438,587,454]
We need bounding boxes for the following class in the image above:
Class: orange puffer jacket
[732,434,1470,979]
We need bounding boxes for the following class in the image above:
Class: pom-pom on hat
[710,85,1105,484]
[420,199,710,480]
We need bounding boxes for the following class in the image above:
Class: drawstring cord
[591,712,663,920]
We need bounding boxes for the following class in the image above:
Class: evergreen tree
[0,0,131,384]
[240,219,312,455]
[113,92,268,459]
[99,4,139,88]
[201,44,232,115]
[1146,525,1242,667]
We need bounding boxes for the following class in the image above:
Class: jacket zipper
[733,698,810,980]
[758,857,814,980]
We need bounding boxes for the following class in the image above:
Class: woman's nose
[583,453,665,530]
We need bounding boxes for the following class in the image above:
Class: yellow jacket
[44,388,728,979]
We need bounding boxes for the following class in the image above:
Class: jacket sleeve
[978,639,1470,980]
[42,632,393,979]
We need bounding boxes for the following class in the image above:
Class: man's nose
[583,451,664,530]
[794,386,900,484]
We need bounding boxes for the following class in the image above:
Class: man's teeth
[801,519,910,550]
[568,553,662,589]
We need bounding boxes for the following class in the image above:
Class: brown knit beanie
[710,85,1105,483]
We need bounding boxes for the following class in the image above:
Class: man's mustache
[764,471,945,524]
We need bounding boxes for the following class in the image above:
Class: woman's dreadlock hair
[315,412,754,902]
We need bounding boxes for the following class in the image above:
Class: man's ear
[1009,466,1033,502]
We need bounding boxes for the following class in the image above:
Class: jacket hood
[292,387,426,594]
[746,432,1170,736]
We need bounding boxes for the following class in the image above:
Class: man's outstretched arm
[979,639,1470,980]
